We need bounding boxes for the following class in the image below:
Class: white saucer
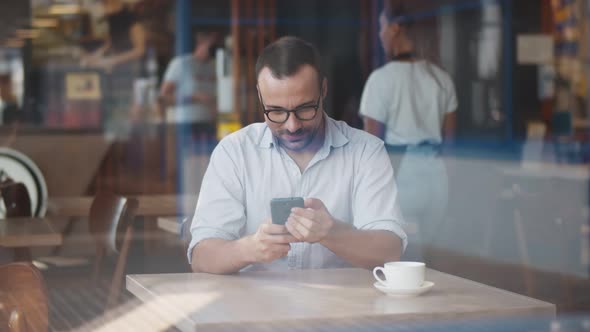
[373,281,434,298]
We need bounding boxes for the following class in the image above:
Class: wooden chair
[0,181,32,218]
[9,310,27,332]
[41,193,138,317]
[0,262,48,332]
[88,193,139,310]
[0,181,33,261]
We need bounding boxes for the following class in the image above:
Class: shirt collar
[257,113,349,150]
[258,124,275,148]
[323,114,349,149]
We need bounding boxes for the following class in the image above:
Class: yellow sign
[217,122,241,141]
[65,72,101,100]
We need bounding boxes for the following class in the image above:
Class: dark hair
[255,36,323,86]
[0,74,11,85]
[382,0,442,86]
[382,0,414,27]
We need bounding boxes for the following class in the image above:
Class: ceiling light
[48,4,81,15]
[32,18,58,28]
[16,29,41,39]
[4,39,24,48]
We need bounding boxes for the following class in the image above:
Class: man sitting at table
[188,36,407,274]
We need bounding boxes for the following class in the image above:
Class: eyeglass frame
[257,87,322,124]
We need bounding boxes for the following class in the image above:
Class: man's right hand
[242,220,298,264]
[193,92,215,106]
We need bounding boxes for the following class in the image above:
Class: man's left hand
[285,198,334,243]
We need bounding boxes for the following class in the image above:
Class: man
[159,31,217,139]
[0,74,21,125]
[188,36,406,274]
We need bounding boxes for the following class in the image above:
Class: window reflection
[0,1,587,330]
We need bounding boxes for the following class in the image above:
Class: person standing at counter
[188,36,407,274]
[82,0,146,136]
[359,0,457,256]
[82,0,146,72]
[159,31,218,145]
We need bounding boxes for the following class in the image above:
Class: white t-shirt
[162,55,216,123]
[359,60,457,145]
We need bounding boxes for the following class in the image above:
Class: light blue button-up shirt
[188,114,407,270]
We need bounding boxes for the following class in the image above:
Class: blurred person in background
[0,74,21,126]
[82,0,146,73]
[359,0,457,259]
[81,0,146,136]
[159,31,218,145]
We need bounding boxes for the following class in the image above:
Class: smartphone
[270,197,304,225]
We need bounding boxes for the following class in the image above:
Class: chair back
[88,193,138,310]
[9,310,27,332]
[0,262,48,332]
[0,182,32,218]
[89,193,138,254]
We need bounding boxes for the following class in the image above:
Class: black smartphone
[270,197,304,225]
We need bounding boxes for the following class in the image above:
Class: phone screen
[270,197,304,225]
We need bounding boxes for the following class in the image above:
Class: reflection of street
[499,162,590,181]
[438,156,589,278]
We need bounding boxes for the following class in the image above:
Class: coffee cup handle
[373,267,388,286]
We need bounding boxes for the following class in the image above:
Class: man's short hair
[255,36,324,86]
[192,29,220,44]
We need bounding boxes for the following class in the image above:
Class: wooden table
[47,194,198,252]
[126,268,555,331]
[0,218,62,248]
[47,194,199,218]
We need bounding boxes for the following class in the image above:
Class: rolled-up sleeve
[187,142,246,264]
[163,57,181,83]
[359,71,389,124]
[352,142,408,252]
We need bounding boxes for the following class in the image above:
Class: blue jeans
[388,145,449,250]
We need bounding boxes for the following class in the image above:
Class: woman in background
[83,0,146,73]
[82,0,146,136]
[359,0,457,259]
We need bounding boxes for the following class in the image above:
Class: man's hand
[285,198,334,243]
[182,93,214,106]
[97,58,114,73]
[194,92,215,105]
[243,219,298,264]
[81,57,113,73]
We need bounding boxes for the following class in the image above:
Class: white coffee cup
[373,261,425,289]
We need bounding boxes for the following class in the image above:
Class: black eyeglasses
[258,89,321,124]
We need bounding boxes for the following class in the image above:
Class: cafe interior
[0,0,589,331]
